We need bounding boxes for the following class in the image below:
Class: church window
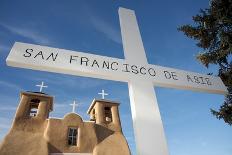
[29,99,40,117]
[104,107,112,122]
[68,127,78,146]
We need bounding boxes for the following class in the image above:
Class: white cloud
[0,80,22,91]
[0,117,12,129]
[0,117,12,141]
[54,103,68,108]
[0,23,52,45]
[70,3,121,44]
[89,15,121,44]
[201,141,207,147]
[50,99,90,119]
[30,74,109,90]
[0,106,16,111]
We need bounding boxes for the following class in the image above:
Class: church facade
[0,91,131,155]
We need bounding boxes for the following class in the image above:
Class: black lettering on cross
[164,71,178,80]
[187,75,193,82]
[70,55,78,64]
[80,57,89,66]
[23,49,33,57]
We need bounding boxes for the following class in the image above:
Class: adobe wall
[93,132,131,155]
[45,113,130,155]
[45,113,98,153]
[0,117,49,155]
[0,92,130,155]
[0,92,51,155]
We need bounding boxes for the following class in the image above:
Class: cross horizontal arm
[7,42,128,82]
[7,42,227,95]
[149,64,227,94]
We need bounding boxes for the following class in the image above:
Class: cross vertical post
[119,8,169,155]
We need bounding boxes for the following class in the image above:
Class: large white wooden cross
[6,8,227,155]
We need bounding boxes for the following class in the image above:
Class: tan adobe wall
[0,92,131,155]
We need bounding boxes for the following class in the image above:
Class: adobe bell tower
[12,91,53,130]
[87,99,122,132]
[0,91,53,155]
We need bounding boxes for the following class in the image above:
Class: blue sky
[0,0,231,155]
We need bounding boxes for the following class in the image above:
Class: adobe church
[0,91,131,155]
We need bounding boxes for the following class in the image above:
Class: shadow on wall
[94,124,114,144]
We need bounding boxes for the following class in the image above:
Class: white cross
[6,7,227,155]
[70,100,78,113]
[98,89,108,99]
[36,81,48,92]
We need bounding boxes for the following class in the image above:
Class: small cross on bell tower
[36,81,48,92]
[98,89,109,99]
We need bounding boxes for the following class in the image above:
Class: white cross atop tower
[36,81,48,92]
[70,100,78,113]
[98,89,109,99]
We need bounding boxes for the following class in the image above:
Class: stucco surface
[0,92,131,155]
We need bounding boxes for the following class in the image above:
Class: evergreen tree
[178,0,232,125]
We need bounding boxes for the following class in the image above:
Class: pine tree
[178,0,232,125]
